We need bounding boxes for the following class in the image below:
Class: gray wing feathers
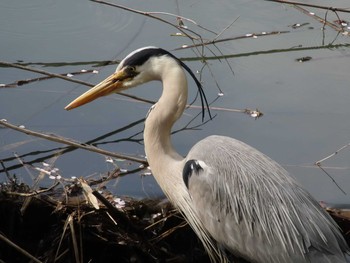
[185,135,348,263]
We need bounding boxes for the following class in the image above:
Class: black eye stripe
[123,48,171,67]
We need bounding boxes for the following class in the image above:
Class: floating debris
[42,162,50,167]
[250,110,263,119]
[142,171,152,176]
[66,73,74,77]
[218,92,224,97]
[92,70,99,74]
[290,23,310,29]
[296,56,312,62]
[105,157,114,163]
[114,197,126,209]
[245,33,253,37]
[81,69,88,72]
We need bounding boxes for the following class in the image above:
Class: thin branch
[265,0,350,13]
[1,70,96,88]
[179,42,350,61]
[316,165,347,195]
[293,5,348,33]
[143,11,217,35]
[313,143,350,196]
[315,143,350,165]
[4,182,60,197]
[0,60,154,105]
[174,31,290,51]
[90,0,207,41]
[213,17,240,41]
[0,119,147,165]
[0,61,93,87]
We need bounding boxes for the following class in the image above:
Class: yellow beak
[65,69,129,110]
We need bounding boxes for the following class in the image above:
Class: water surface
[1,0,350,202]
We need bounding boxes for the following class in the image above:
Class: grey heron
[65,47,349,262]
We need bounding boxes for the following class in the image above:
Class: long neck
[144,63,188,194]
[143,61,220,260]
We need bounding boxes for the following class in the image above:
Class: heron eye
[125,66,138,77]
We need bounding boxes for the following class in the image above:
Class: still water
[1,0,350,203]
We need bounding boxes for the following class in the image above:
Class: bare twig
[180,42,350,61]
[293,5,348,33]
[213,17,240,41]
[1,70,96,88]
[316,165,347,195]
[174,31,290,51]
[0,61,93,87]
[314,143,350,195]
[315,143,350,165]
[265,0,350,13]
[0,60,154,105]
[4,182,60,197]
[0,119,147,165]
[90,0,209,41]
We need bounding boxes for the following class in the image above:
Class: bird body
[66,46,349,262]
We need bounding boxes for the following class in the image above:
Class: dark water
[1,0,350,202]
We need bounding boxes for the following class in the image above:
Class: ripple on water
[0,0,134,39]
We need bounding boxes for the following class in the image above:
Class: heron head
[65,47,211,120]
[65,47,173,110]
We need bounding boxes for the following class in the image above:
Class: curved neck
[144,64,188,185]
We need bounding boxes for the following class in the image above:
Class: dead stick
[315,143,350,165]
[292,5,345,32]
[0,119,147,165]
[4,182,60,197]
[175,31,290,50]
[0,61,93,87]
[0,60,153,105]
[265,0,350,13]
